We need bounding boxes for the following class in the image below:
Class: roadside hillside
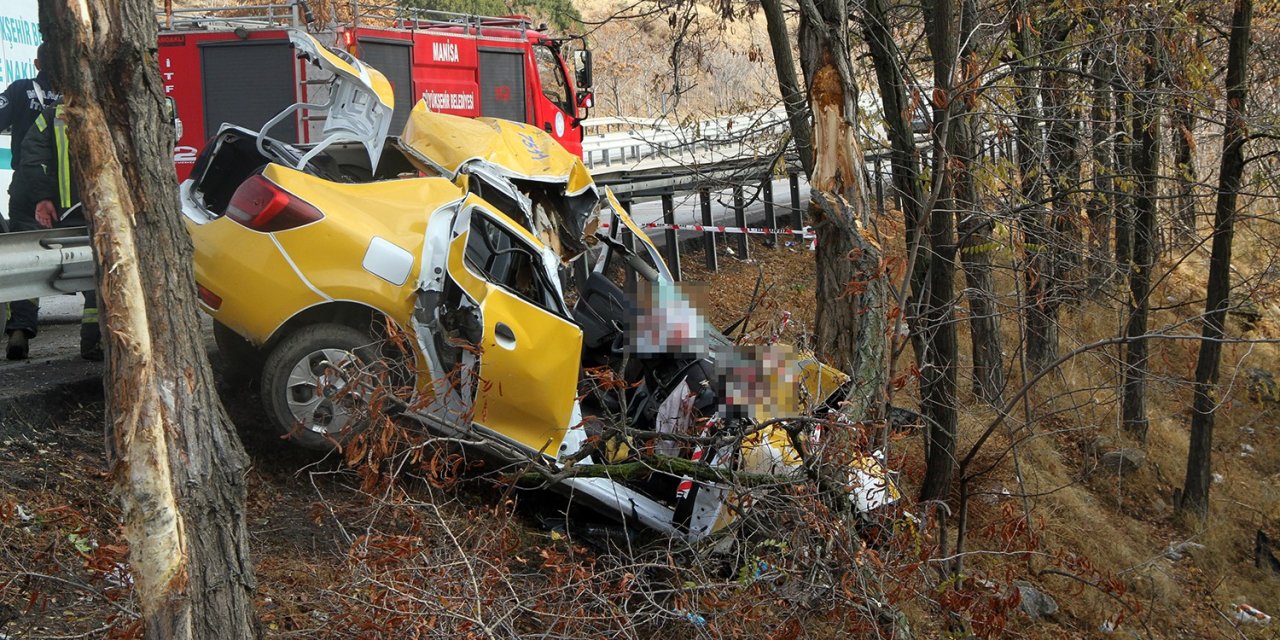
[575,1,780,118]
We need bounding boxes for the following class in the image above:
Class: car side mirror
[573,49,592,90]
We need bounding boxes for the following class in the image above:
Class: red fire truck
[156,1,593,180]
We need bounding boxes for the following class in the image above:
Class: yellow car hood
[401,102,596,196]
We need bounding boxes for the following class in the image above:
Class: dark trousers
[4,186,100,348]
[5,187,38,338]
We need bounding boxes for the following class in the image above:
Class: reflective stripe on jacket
[20,105,77,214]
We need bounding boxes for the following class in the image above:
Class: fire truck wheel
[260,323,380,450]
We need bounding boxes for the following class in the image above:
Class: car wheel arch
[264,300,405,350]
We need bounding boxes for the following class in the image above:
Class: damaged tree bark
[40,1,258,637]
[797,0,888,423]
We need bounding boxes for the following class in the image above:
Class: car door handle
[494,322,517,350]
[544,123,553,133]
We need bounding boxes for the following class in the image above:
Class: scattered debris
[1233,603,1272,625]
[675,610,707,626]
[1099,618,1119,633]
[1098,448,1145,475]
[1213,472,1224,484]
[1240,443,1256,457]
[1014,581,1058,619]
[1164,540,1205,561]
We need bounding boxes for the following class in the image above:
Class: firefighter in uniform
[1,42,64,359]
[21,104,101,360]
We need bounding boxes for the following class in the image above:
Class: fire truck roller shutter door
[357,40,413,134]
[478,49,526,124]
[201,41,298,142]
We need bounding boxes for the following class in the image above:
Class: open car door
[437,200,583,457]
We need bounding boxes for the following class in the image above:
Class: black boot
[6,331,28,360]
[80,321,102,361]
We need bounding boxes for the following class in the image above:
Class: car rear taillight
[226,175,324,232]
[198,284,222,310]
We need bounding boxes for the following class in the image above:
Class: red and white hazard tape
[599,222,816,238]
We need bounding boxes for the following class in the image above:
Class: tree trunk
[1172,13,1204,240]
[1086,41,1116,289]
[1172,95,1198,236]
[798,0,888,423]
[761,0,814,180]
[1181,0,1252,516]
[40,1,259,637]
[1121,30,1162,440]
[1026,19,1078,372]
[917,0,960,502]
[1010,0,1053,375]
[1113,83,1135,269]
[861,0,928,373]
[953,0,1004,406]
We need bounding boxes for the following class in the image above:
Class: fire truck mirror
[573,49,592,90]
[165,96,183,140]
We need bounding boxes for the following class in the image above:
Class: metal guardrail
[581,108,788,169]
[0,227,95,304]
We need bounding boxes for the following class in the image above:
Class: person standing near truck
[0,42,64,359]
[20,102,100,360]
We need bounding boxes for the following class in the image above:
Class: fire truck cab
[156,2,592,181]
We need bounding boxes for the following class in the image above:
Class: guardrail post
[733,185,749,260]
[661,190,681,281]
[700,188,717,272]
[763,177,777,246]
[789,170,803,230]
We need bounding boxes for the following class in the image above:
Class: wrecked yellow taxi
[180,31,899,541]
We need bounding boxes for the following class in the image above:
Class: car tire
[213,321,265,381]
[260,323,379,451]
